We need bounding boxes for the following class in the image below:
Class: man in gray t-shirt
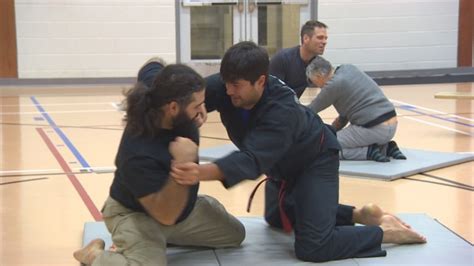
[269,20,328,98]
[306,56,407,162]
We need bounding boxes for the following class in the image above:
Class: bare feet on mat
[356,203,383,225]
[355,203,411,228]
[380,215,427,244]
[73,238,105,265]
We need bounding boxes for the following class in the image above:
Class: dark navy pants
[264,150,386,262]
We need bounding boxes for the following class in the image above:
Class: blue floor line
[396,104,473,127]
[30,96,91,169]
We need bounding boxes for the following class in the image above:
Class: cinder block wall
[15,0,176,78]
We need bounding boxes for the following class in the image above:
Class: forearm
[307,98,328,114]
[139,178,189,225]
[157,178,190,215]
[198,163,225,181]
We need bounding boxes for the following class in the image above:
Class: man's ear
[166,101,180,117]
[302,34,310,44]
[256,75,266,88]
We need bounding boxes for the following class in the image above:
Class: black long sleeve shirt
[205,74,340,188]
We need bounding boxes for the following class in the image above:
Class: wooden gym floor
[0,81,472,265]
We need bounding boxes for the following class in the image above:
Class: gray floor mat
[82,214,473,265]
[339,149,473,180]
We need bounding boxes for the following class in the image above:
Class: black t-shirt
[109,128,199,223]
[269,46,312,98]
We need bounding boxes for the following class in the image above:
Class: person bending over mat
[73,60,244,265]
[306,56,407,162]
[170,41,426,263]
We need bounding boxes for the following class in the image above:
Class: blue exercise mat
[198,144,473,180]
[339,149,473,180]
[82,214,472,265]
[198,143,239,161]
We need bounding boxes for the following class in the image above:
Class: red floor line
[36,127,102,221]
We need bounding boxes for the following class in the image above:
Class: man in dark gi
[170,41,426,263]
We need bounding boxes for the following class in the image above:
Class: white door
[179,0,311,63]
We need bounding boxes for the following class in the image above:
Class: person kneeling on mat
[170,41,426,263]
[306,56,406,162]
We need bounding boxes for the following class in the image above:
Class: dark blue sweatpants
[264,150,386,262]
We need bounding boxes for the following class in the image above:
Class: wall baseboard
[1,67,473,87]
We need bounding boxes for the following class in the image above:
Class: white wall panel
[328,31,457,48]
[15,0,176,78]
[16,22,176,38]
[318,0,459,71]
[15,0,461,77]
[319,0,457,18]
[18,54,172,78]
[325,15,457,33]
[15,6,175,22]
[18,37,175,55]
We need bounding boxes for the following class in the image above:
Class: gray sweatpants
[337,122,397,160]
[92,196,245,266]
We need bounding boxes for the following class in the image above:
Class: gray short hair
[306,56,333,79]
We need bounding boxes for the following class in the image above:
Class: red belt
[247,177,293,233]
[245,130,325,233]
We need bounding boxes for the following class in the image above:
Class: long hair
[124,64,205,137]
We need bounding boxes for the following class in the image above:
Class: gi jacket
[205,74,340,188]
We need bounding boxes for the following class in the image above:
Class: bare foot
[73,238,105,265]
[357,203,383,225]
[380,215,426,244]
[356,203,411,228]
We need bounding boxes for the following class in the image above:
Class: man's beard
[172,110,200,145]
